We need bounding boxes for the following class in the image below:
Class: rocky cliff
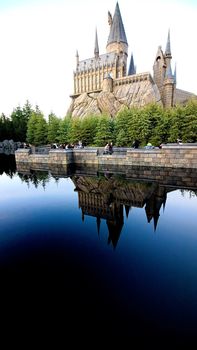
[68,80,162,118]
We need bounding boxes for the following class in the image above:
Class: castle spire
[107,2,127,45]
[94,28,99,59]
[76,50,79,68]
[165,61,173,78]
[165,29,171,57]
[128,52,136,75]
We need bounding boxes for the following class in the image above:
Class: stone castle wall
[15,145,197,170]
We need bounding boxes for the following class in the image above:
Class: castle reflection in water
[72,175,167,248]
[13,159,197,249]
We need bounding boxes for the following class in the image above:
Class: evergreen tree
[0,113,13,141]
[67,117,82,144]
[114,108,130,146]
[168,104,186,142]
[58,116,71,144]
[47,112,60,144]
[11,101,32,141]
[26,107,48,145]
[34,114,48,146]
[94,115,114,146]
[80,115,98,146]
[26,112,38,144]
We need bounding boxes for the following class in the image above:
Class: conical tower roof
[165,29,171,56]
[165,62,173,78]
[94,28,99,57]
[107,2,127,45]
[128,53,136,75]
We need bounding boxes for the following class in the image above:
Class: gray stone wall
[15,145,197,170]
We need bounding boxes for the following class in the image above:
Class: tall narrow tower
[94,28,99,59]
[153,46,166,92]
[106,2,128,78]
[163,30,175,107]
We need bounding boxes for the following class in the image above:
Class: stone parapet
[15,145,197,169]
[15,148,31,162]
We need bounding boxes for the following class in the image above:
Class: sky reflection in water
[0,155,197,340]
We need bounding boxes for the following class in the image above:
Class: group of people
[103,142,113,155]
[51,141,84,149]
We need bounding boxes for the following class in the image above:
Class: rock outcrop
[68,80,162,118]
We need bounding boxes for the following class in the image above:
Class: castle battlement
[113,72,153,87]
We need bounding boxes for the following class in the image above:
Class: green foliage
[47,112,61,144]
[80,115,98,145]
[1,99,197,147]
[114,108,131,146]
[67,117,82,144]
[10,100,33,142]
[34,114,48,146]
[26,109,48,145]
[26,113,38,144]
[58,115,71,144]
[0,113,13,141]
[94,115,114,146]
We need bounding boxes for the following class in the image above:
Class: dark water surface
[0,154,197,341]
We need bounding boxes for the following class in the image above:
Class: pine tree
[58,116,71,144]
[80,115,98,146]
[94,115,114,146]
[47,113,60,144]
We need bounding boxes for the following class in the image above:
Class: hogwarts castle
[68,2,196,117]
[72,174,168,248]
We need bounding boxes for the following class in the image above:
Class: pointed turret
[107,2,127,46]
[153,45,165,90]
[165,29,171,57]
[165,61,173,78]
[106,2,128,76]
[128,53,136,75]
[76,50,79,68]
[94,28,99,59]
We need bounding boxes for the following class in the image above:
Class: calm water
[0,154,197,340]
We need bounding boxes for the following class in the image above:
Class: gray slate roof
[128,53,136,75]
[107,2,128,45]
[77,52,117,71]
[94,28,99,56]
[165,30,171,56]
[165,62,173,78]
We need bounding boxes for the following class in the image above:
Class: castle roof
[77,52,117,71]
[165,29,171,56]
[94,28,99,57]
[165,61,173,79]
[107,2,128,46]
[128,53,136,75]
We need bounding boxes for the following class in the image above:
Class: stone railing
[15,144,197,170]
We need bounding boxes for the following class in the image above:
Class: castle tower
[164,30,172,70]
[106,2,128,78]
[153,46,166,92]
[162,30,175,107]
[94,28,99,59]
[128,52,136,76]
[153,30,175,107]
[163,61,175,107]
[76,50,79,69]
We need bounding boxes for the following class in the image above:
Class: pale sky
[0,0,196,118]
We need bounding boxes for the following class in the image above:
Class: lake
[0,154,197,341]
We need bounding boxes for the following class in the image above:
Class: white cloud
[0,0,196,118]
